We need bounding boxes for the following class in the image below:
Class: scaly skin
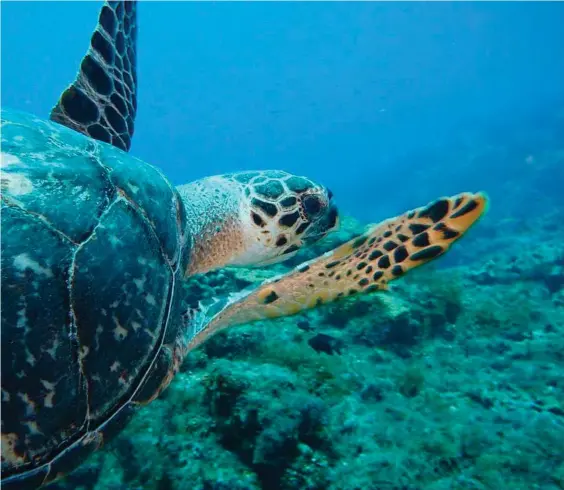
[177,170,338,275]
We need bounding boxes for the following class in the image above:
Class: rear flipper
[188,192,487,351]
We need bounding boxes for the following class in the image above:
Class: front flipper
[50,1,138,151]
[187,192,487,351]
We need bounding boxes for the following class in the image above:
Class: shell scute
[1,110,114,243]
[99,145,187,269]
[42,431,103,488]
[132,344,175,405]
[72,197,173,422]
[0,205,86,474]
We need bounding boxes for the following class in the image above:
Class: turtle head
[238,171,339,266]
[177,170,339,275]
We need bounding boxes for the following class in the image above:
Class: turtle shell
[1,108,191,488]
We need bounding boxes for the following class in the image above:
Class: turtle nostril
[327,188,333,200]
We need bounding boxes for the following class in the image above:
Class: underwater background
[2,1,564,489]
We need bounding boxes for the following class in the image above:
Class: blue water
[3,4,564,489]
[2,1,563,223]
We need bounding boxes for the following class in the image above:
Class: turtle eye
[303,195,322,216]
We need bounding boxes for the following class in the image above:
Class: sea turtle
[0,1,487,488]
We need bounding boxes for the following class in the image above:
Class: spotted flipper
[50,1,138,151]
[187,192,487,351]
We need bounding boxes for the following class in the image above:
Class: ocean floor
[50,205,564,490]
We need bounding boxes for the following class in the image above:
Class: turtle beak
[327,204,339,232]
[302,203,340,246]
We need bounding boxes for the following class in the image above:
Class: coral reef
[49,105,564,489]
[49,205,564,490]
